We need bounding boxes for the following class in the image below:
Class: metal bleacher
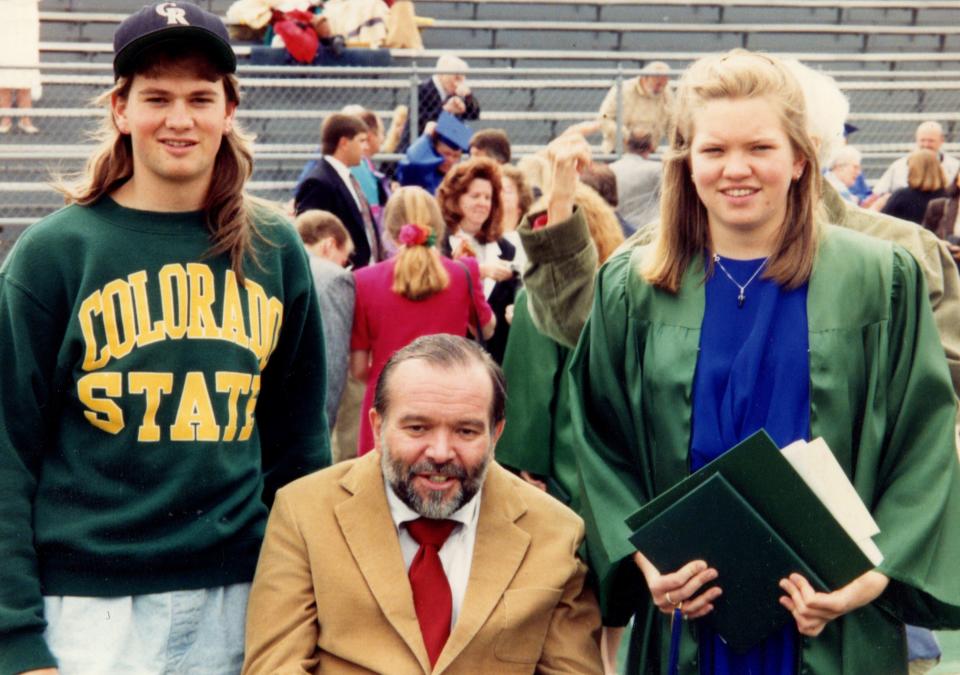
[2,0,960,255]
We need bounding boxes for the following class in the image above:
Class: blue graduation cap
[397,134,444,193]
[843,123,859,138]
[435,111,473,152]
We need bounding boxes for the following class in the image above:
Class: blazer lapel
[434,465,531,674]
[334,453,432,674]
[322,158,366,227]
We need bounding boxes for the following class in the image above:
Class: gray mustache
[407,461,467,480]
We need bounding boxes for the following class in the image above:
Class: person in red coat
[350,186,495,455]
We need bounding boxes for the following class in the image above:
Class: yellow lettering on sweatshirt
[78,291,108,371]
[158,264,189,340]
[215,372,252,442]
[77,265,285,372]
[170,372,221,442]
[129,271,165,348]
[187,263,221,340]
[77,372,124,434]
[238,374,261,441]
[220,271,250,350]
[128,372,174,442]
[76,370,262,442]
[101,279,137,362]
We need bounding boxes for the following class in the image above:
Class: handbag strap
[455,259,486,348]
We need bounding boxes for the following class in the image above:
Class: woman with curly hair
[437,157,519,362]
[350,186,495,456]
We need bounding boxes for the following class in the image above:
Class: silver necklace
[712,254,768,308]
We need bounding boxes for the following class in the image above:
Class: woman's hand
[479,261,514,281]
[633,551,722,620]
[545,134,591,225]
[452,239,477,259]
[779,570,889,637]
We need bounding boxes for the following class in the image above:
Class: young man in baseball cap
[0,4,330,673]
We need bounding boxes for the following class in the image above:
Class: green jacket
[569,219,960,674]
[519,183,960,398]
[497,290,579,510]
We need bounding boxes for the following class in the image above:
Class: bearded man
[242,334,602,675]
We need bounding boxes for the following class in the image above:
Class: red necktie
[406,518,458,667]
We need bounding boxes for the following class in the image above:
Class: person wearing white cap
[398,53,481,151]
[0,4,330,673]
[598,60,674,154]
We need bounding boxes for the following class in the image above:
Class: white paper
[781,438,884,567]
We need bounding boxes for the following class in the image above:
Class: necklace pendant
[737,292,745,308]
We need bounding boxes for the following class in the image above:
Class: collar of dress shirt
[432,75,450,100]
[325,155,364,212]
[325,155,356,187]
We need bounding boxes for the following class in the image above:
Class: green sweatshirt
[0,198,331,674]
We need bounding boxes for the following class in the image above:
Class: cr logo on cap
[156,2,189,26]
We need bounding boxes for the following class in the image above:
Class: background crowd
[2,3,960,674]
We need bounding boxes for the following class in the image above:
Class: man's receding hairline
[379,357,493,417]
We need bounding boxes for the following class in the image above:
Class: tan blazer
[242,452,603,675]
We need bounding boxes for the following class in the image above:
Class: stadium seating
[1,0,959,254]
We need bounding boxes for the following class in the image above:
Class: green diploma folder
[625,429,877,653]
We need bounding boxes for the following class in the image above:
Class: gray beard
[380,436,490,519]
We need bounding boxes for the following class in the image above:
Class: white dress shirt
[432,75,449,101]
[325,155,364,213]
[385,478,482,629]
[448,232,503,297]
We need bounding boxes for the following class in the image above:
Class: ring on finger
[665,591,679,607]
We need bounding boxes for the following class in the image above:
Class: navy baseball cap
[113,2,237,79]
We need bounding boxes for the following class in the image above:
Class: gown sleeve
[568,249,651,625]
[870,245,960,627]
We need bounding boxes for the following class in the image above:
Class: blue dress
[690,255,809,675]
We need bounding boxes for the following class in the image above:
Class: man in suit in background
[399,54,481,152]
[243,334,603,675]
[295,113,382,268]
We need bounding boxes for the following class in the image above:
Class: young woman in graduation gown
[562,50,960,675]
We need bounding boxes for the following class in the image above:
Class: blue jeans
[43,583,249,675]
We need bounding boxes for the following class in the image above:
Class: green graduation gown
[497,290,580,510]
[569,222,960,674]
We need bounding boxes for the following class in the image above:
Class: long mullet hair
[56,48,266,283]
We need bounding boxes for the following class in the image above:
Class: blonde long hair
[644,49,821,292]
[55,49,266,283]
[530,182,624,266]
[384,187,450,300]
